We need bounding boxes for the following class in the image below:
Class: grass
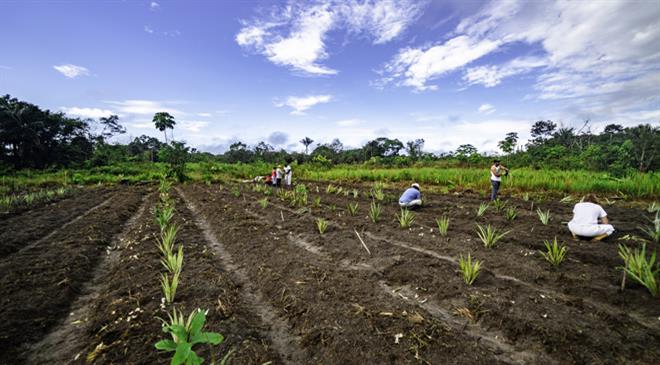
[504,207,517,221]
[313,196,321,207]
[347,202,359,216]
[537,208,551,225]
[397,209,415,228]
[618,243,659,297]
[258,198,268,209]
[492,199,507,212]
[436,216,449,236]
[475,224,510,248]
[316,218,328,235]
[540,237,567,267]
[369,201,381,223]
[647,202,659,213]
[639,212,660,243]
[458,253,481,286]
[476,202,489,217]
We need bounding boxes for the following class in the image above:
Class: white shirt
[284,165,291,176]
[570,202,607,225]
[490,165,501,182]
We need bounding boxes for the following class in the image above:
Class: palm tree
[153,112,176,143]
[300,137,314,154]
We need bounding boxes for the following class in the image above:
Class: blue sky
[2,0,658,154]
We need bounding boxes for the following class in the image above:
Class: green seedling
[540,237,567,267]
[436,216,449,236]
[313,196,321,207]
[369,201,381,223]
[459,253,481,286]
[476,224,510,248]
[160,271,180,304]
[537,208,551,225]
[504,207,517,221]
[258,198,268,209]
[618,243,659,297]
[476,202,489,217]
[492,199,507,212]
[639,212,660,243]
[347,202,359,216]
[397,209,415,228]
[316,218,328,235]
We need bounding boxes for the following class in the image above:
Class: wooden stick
[280,210,284,221]
[354,229,371,255]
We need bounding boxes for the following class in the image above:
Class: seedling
[162,245,184,275]
[158,179,172,194]
[540,237,567,267]
[492,199,507,212]
[326,185,337,194]
[316,218,328,235]
[647,202,659,214]
[160,271,180,304]
[157,224,179,258]
[537,208,551,225]
[371,182,385,201]
[369,201,381,223]
[618,243,659,297]
[436,216,449,236]
[155,308,227,365]
[504,207,517,221]
[476,202,489,217]
[560,195,574,204]
[258,198,268,209]
[458,253,481,286]
[232,189,241,198]
[522,192,530,202]
[639,212,660,243]
[351,189,359,198]
[347,202,359,216]
[313,197,321,207]
[397,209,415,228]
[475,224,510,248]
[335,186,344,195]
[155,205,175,231]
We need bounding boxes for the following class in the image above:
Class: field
[0,180,658,365]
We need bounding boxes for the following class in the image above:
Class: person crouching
[568,194,615,241]
[399,183,422,210]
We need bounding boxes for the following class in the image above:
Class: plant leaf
[155,339,177,351]
[172,342,192,365]
[189,310,206,336]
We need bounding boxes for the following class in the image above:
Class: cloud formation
[268,131,289,146]
[104,100,183,116]
[60,107,114,119]
[53,64,90,78]
[477,104,495,114]
[275,94,332,115]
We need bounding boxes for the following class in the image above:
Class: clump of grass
[537,208,551,225]
[347,202,359,216]
[492,199,507,212]
[397,209,415,228]
[476,202,489,217]
[504,207,517,221]
[639,212,660,243]
[540,237,567,267]
[258,198,268,209]
[313,196,321,207]
[436,216,449,236]
[647,202,659,214]
[351,189,359,198]
[316,218,328,235]
[160,271,180,304]
[232,189,241,198]
[475,224,510,248]
[522,192,530,202]
[560,195,574,204]
[326,184,337,194]
[369,201,381,223]
[371,182,385,201]
[618,243,659,297]
[458,253,481,286]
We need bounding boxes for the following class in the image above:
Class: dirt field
[1,182,658,365]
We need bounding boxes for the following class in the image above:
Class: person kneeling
[568,194,615,241]
[399,183,422,210]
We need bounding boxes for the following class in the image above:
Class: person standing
[271,166,277,187]
[284,163,292,187]
[490,159,509,200]
[399,183,422,210]
[275,165,284,187]
[568,194,615,241]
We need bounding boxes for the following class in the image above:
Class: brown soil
[2,182,658,365]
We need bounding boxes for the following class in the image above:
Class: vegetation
[537,208,551,225]
[368,201,381,223]
[492,199,507,212]
[316,218,328,235]
[504,207,517,221]
[258,198,268,209]
[458,253,482,286]
[476,224,510,248]
[436,216,449,236]
[639,212,660,243]
[397,209,415,228]
[476,202,489,217]
[618,244,659,297]
[540,237,567,267]
[347,202,359,216]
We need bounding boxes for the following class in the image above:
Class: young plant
[232,189,241,198]
[458,253,481,286]
[647,202,659,214]
[155,204,175,231]
[160,271,180,304]
[258,198,269,209]
[537,208,551,225]
[313,196,321,207]
[522,192,530,202]
[492,199,507,212]
[316,218,328,235]
[351,189,359,198]
[162,244,184,275]
[540,237,567,267]
[639,212,660,243]
[155,308,226,365]
[368,201,381,223]
[475,224,510,248]
[436,216,449,236]
[397,209,415,229]
[476,202,489,217]
[560,195,574,204]
[326,184,337,194]
[157,224,179,259]
[371,182,385,201]
[347,202,359,216]
[159,179,172,194]
[504,207,517,221]
[618,243,659,297]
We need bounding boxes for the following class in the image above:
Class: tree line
[1,94,657,175]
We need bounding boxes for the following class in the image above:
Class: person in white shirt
[275,165,283,187]
[490,159,509,200]
[284,163,292,187]
[568,194,615,241]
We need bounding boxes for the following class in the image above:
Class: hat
[411,183,420,189]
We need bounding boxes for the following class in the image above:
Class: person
[568,194,615,241]
[284,163,292,187]
[271,167,277,187]
[490,159,509,201]
[275,165,284,187]
[399,183,422,210]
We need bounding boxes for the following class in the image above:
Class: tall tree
[300,137,314,154]
[153,112,176,143]
[98,115,126,142]
[405,138,425,160]
[498,132,518,154]
[529,120,557,146]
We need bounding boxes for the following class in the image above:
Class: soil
[1,181,658,365]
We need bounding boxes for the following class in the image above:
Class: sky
[1,0,659,154]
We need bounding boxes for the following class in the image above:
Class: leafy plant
[397,209,415,228]
[316,218,328,235]
[475,224,510,248]
[436,216,449,236]
[647,202,659,213]
[351,189,359,198]
[162,244,184,275]
[326,184,337,194]
[539,237,567,267]
[313,196,321,207]
[458,253,481,286]
[522,192,530,202]
[155,308,226,365]
[159,179,172,194]
[371,182,385,201]
[560,195,574,204]
[258,198,268,209]
[232,189,241,198]
[160,271,180,304]
[347,202,359,216]
[504,207,517,221]
[537,208,551,225]
[291,184,308,206]
[492,199,507,212]
[476,202,489,217]
[369,201,381,223]
[155,205,175,231]
[639,212,660,243]
[618,243,659,297]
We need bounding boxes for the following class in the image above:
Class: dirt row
[0,186,118,257]
[231,182,660,364]
[0,186,146,362]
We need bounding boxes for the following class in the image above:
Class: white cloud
[179,121,209,133]
[144,25,154,34]
[463,57,546,87]
[197,112,212,117]
[236,0,423,76]
[150,1,159,10]
[477,104,495,114]
[53,64,90,78]
[105,100,183,116]
[60,107,114,119]
[336,118,364,127]
[275,94,332,115]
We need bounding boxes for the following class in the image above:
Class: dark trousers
[491,180,500,200]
